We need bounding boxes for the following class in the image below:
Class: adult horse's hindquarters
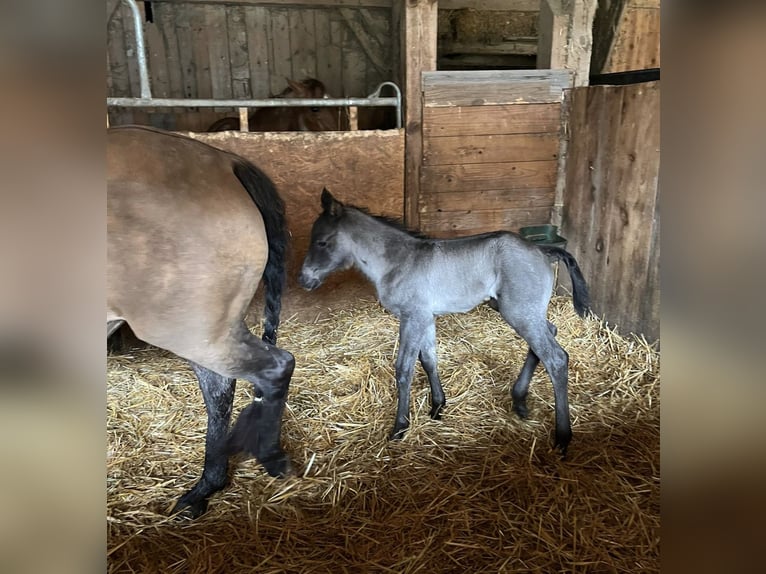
[107,126,294,517]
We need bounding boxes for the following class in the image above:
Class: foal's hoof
[429,404,445,420]
[170,497,208,520]
[554,430,572,460]
[512,401,529,420]
[389,427,408,441]
[260,452,293,478]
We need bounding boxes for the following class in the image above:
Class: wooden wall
[417,69,570,237]
[592,0,660,74]
[107,0,395,130]
[184,129,405,281]
[561,81,659,341]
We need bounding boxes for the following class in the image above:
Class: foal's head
[298,189,352,290]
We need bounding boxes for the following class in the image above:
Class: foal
[299,189,591,455]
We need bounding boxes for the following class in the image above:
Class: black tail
[232,159,288,345]
[540,246,591,318]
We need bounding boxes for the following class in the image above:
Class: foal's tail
[232,159,288,345]
[540,246,591,318]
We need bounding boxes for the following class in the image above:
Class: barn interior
[107,1,660,572]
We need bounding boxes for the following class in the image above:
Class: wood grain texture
[424,133,559,166]
[421,161,558,193]
[423,70,570,107]
[423,103,560,137]
[420,207,553,238]
[183,130,405,276]
[561,82,660,341]
[420,187,554,213]
[605,7,661,73]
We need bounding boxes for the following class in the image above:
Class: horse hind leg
[224,326,295,478]
[511,321,558,419]
[499,306,571,455]
[172,362,235,519]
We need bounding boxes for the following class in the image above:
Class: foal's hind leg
[511,321,557,419]
[500,309,571,455]
[419,320,446,420]
[172,362,235,518]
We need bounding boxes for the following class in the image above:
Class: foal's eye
[316,240,328,248]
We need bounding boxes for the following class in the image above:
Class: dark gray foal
[298,189,590,455]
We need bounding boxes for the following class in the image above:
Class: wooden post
[537,0,597,87]
[402,0,438,230]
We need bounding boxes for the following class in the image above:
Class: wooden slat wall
[419,70,570,237]
[560,81,659,341]
[107,2,394,130]
[184,129,405,284]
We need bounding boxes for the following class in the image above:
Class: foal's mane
[348,205,430,239]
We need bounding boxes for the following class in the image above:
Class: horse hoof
[554,430,572,459]
[170,497,208,520]
[389,427,407,441]
[429,405,444,420]
[512,402,528,419]
[260,453,292,478]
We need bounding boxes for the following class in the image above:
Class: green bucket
[519,224,567,249]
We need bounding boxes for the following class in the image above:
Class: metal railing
[107,0,402,128]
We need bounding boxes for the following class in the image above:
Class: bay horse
[108,126,294,517]
[207,77,348,132]
[298,190,591,456]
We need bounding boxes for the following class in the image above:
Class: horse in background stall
[108,126,295,518]
[207,77,349,132]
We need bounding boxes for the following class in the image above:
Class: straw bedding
[107,296,659,573]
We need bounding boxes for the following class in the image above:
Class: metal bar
[122,0,151,99]
[107,97,399,107]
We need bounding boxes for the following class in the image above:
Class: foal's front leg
[418,320,445,419]
[390,314,430,440]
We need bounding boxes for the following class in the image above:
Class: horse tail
[540,246,591,318]
[232,159,288,345]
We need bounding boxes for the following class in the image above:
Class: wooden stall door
[417,70,571,237]
[561,81,660,341]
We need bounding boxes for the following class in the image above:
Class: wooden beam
[403,0,438,230]
[338,8,388,74]
[537,0,569,69]
[439,39,538,57]
[150,0,541,9]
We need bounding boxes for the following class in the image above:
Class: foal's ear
[321,187,344,217]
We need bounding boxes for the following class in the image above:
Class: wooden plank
[423,70,571,106]
[424,133,559,166]
[341,11,368,97]
[339,8,387,75]
[157,3,184,100]
[440,39,538,57]
[421,161,558,193]
[537,0,569,70]
[183,130,405,281]
[145,10,171,98]
[604,7,661,73]
[205,5,232,105]
[420,207,552,238]
[420,187,554,213]
[227,5,252,99]
[403,0,438,229]
[107,5,131,97]
[270,8,292,93]
[423,103,560,137]
[190,6,212,100]
[174,4,198,99]
[245,6,270,97]
[315,9,343,95]
[289,8,317,80]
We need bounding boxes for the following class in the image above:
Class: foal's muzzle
[298,269,322,291]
